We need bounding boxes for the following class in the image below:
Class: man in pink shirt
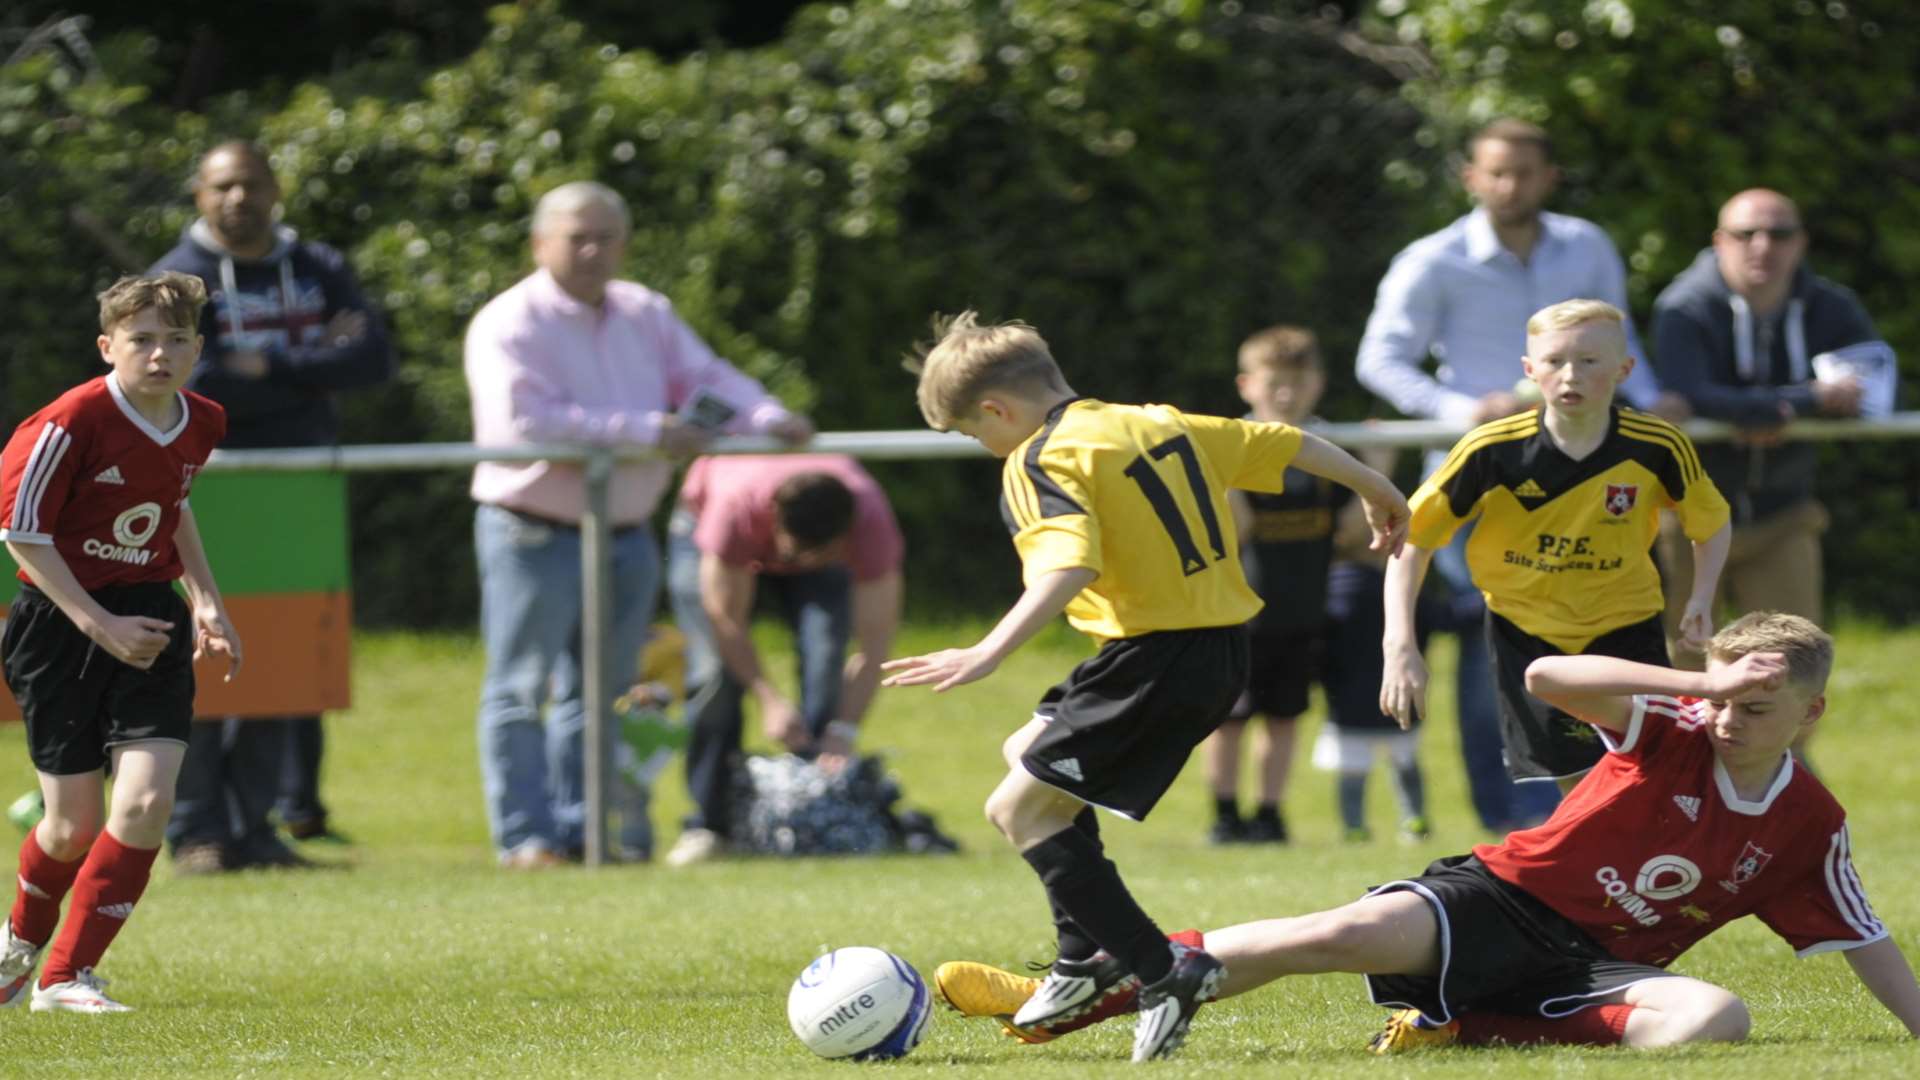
[464,181,811,869]
[663,454,904,866]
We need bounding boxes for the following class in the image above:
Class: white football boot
[31,968,132,1014]
[0,922,42,1008]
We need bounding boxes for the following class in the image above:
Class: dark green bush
[5,1,1441,626]
[11,0,1911,624]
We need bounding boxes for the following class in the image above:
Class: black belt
[500,507,646,537]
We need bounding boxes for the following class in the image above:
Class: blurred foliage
[1377,0,1920,619]
[0,2,810,108]
[3,0,1439,626]
[7,0,1914,624]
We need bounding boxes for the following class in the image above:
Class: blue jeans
[667,512,851,838]
[1431,523,1560,831]
[474,504,660,858]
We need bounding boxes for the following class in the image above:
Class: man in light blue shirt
[1358,121,1686,427]
[1355,120,1686,835]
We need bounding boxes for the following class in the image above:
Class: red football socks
[10,828,83,946]
[39,830,158,988]
[1457,1004,1634,1046]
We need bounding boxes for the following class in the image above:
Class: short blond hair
[1527,298,1625,337]
[1708,611,1835,693]
[98,272,208,334]
[906,310,1068,430]
[1238,325,1322,374]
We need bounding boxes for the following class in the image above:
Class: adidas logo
[94,465,126,485]
[1673,795,1701,822]
[17,876,48,900]
[1513,478,1547,499]
[95,902,135,920]
[1052,757,1085,782]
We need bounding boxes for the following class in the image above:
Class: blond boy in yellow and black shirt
[884,311,1408,1061]
[1381,299,1731,792]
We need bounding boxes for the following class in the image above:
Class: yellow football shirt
[1408,407,1730,652]
[1001,398,1304,642]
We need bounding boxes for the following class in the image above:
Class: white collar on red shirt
[1713,752,1795,816]
[1614,696,1796,816]
[105,374,190,446]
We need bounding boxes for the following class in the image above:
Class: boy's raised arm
[1288,431,1409,557]
[1522,652,1789,733]
[882,567,1097,693]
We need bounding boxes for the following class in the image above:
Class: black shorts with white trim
[1365,854,1671,1023]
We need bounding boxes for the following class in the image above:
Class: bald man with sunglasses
[1650,189,1895,662]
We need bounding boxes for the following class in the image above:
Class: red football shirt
[1475,695,1885,967]
[0,375,226,591]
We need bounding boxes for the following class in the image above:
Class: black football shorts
[3,580,195,775]
[1021,624,1248,820]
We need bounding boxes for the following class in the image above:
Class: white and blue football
[787,946,932,1060]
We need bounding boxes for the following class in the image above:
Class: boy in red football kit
[939,612,1920,1050]
[0,272,242,1013]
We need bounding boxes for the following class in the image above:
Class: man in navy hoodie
[152,141,394,871]
[1650,189,1892,657]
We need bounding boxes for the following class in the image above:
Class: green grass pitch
[1,619,1916,1077]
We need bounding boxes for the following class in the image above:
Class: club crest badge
[1604,482,1638,517]
[1719,841,1773,893]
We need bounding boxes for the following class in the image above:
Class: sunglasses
[1720,226,1802,243]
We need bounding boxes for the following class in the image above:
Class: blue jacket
[152,221,394,449]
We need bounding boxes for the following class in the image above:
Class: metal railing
[203,413,1920,864]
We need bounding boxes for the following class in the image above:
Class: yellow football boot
[932,961,1053,1043]
[1367,1008,1460,1054]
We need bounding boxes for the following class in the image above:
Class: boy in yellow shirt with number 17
[883,312,1409,1061]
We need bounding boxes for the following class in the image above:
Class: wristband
[825,721,859,743]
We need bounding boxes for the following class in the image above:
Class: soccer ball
[6,789,42,834]
[787,946,932,1060]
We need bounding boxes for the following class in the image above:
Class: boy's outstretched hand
[1704,650,1788,701]
[881,646,1000,693]
[1363,490,1411,559]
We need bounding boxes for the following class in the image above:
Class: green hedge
[6,0,1914,624]
[4,1,1441,626]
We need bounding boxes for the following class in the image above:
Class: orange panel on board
[0,591,350,722]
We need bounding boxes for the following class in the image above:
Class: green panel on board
[0,471,349,600]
